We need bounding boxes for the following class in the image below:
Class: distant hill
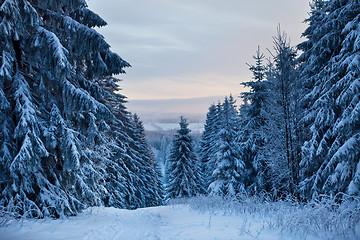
[126,96,240,124]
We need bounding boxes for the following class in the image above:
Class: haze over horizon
[88,0,310,101]
[126,95,240,122]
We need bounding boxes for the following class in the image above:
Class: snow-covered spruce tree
[208,96,245,197]
[97,79,135,209]
[259,30,301,198]
[297,1,330,198]
[238,47,269,194]
[98,78,163,209]
[0,0,132,217]
[260,59,292,198]
[166,116,203,199]
[297,0,328,91]
[299,0,360,199]
[130,114,163,207]
[199,104,220,190]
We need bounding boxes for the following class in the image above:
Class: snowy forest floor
[1,196,360,240]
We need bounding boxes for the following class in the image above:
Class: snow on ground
[0,201,351,240]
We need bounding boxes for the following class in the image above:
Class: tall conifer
[0,0,161,217]
[166,117,203,198]
[208,96,244,197]
[299,0,360,199]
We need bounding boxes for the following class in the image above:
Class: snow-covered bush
[0,206,21,227]
[168,195,360,240]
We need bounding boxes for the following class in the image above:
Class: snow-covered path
[0,204,331,240]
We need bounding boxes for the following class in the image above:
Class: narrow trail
[0,205,323,240]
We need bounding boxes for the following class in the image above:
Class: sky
[87,0,311,101]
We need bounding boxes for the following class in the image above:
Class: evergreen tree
[299,0,360,199]
[263,30,300,198]
[208,96,244,197]
[199,104,219,190]
[297,1,332,200]
[297,0,328,88]
[0,0,166,218]
[238,47,269,193]
[100,79,163,209]
[100,82,135,209]
[237,30,300,198]
[131,114,163,207]
[166,117,203,199]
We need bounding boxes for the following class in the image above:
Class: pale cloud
[121,74,247,100]
[87,0,310,100]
